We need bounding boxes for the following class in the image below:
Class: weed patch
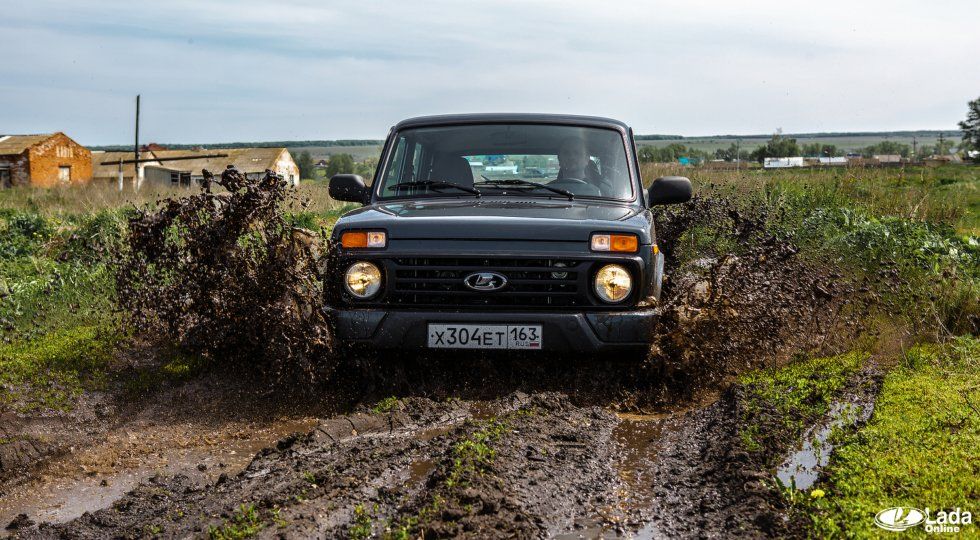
[208,504,264,540]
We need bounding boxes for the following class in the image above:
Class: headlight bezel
[343,260,383,300]
[592,263,634,304]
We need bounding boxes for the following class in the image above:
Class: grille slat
[386,257,589,308]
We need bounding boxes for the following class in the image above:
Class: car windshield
[377,124,634,201]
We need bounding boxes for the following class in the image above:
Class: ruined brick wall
[26,133,93,188]
[0,152,31,187]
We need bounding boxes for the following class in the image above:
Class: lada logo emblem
[463,271,508,291]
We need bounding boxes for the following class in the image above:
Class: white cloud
[0,0,977,144]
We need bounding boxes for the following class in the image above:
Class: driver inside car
[555,137,606,195]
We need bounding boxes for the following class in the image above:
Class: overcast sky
[1,0,977,145]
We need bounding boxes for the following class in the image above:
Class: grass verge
[0,324,118,412]
[802,336,980,538]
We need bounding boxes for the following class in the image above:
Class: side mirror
[329,174,370,204]
[647,176,692,206]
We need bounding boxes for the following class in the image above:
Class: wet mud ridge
[637,389,789,538]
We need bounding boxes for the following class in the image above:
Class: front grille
[387,257,586,308]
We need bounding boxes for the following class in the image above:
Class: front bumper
[325,307,659,352]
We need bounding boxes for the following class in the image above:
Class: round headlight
[594,264,632,303]
[344,261,382,299]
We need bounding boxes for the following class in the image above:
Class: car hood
[333,198,652,243]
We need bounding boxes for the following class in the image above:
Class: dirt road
[2,358,809,539]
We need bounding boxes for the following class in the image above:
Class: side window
[0,167,11,188]
[58,166,71,183]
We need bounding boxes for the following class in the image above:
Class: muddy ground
[1,348,881,539]
[1,175,882,537]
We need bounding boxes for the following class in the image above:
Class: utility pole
[912,136,917,161]
[134,94,141,190]
[735,139,740,174]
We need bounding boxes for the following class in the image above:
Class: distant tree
[354,157,378,179]
[750,133,801,163]
[713,142,750,162]
[296,151,315,180]
[959,97,980,162]
[935,134,955,156]
[859,141,910,158]
[801,143,841,157]
[638,143,708,163]
[325,153,356,178]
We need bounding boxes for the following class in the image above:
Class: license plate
[427,324,542,349]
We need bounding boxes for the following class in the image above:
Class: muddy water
[556,412,678,539]
[0,418,317,529]
[777,393,877,490]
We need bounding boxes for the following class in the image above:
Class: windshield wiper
[387,180,481,196]
[474,178,574,200]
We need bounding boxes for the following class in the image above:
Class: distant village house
[143,148,300,187]
[0,133,92,188]
[90,150,162,185]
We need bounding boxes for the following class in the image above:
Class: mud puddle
[556,398,719,539]
[0,417,317,529]
[777,368,881,490]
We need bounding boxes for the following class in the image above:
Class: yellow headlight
[594,264,632,303]
[344,261,382,298]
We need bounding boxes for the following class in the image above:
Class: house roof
[0,134,54,155]
[151,147,289,175]
[90,151,157,179]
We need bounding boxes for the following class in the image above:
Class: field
[0,165,977,537]
[635,132,958,154]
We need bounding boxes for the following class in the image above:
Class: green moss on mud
[381,417,510,539]
[0,324,118,412]
[738,353,863,458]
[803,336,980,538]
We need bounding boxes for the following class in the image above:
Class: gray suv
[325,114,691,353]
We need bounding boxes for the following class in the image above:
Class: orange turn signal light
[590,233,639,253]
[341,231,386,249]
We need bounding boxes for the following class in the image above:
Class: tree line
[295,151,377,181]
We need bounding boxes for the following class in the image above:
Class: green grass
[803,336,980,538]
[382,417,510,539]
[0,324,118,412]
[208,504,264,540]
[371,396,400,414]
[739,353,864,457]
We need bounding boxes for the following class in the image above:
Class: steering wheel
[554,177,589,185]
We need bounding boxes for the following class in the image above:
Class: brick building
[0,133,92,188]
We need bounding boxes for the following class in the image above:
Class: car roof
[393,113,630,132]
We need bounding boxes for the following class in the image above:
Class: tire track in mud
[6,394,664,539]
[7,382,881,539]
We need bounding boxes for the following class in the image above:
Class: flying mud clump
[649,197,863,398]
[115,167,332,381]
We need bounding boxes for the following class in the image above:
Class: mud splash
[115,167,331,382]
[648,197,867,402]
